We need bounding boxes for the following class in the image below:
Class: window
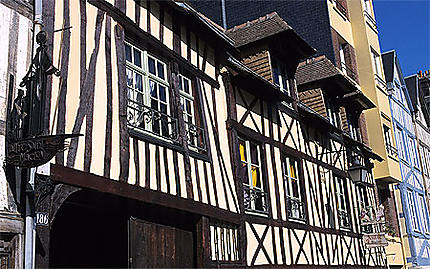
[325,95,341,128]
[358,186,373,233]
[335,176,351,229]
[363,0,372,14]
[407,190,419,231]
[420,146,429,176]
[272,59,290,94]
[210,223,240,262]
[126,43,177,140]
[383,125,397,157]
[179,74,205,150]
[346,112,361,141]
[395,127,405,160]
[371,50,382,77]
[407,136,418,167]
[282,157,305,221]
[418,195,429,233]
[238,138,268,214]
[426,148,430,175]
[339,43,347,72]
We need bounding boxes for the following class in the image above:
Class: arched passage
[49,190,128,268]
[49,189,199,268]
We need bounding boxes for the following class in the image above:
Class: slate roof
[405,75,419,109]
[296,56,341,85]
[382,51,395,83]
[225,12,292,47]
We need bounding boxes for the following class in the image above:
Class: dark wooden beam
[228,120,348,178]
[50,164,240,224]
[88,0,220,88]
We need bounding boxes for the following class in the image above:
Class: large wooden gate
[128,218,194,268]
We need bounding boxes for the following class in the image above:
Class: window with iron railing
[179,74,206,151]
[238,138,268,215]
[335,176,351,229]
[126,43,177,141]
[125,42,206,151]
[282,156,306,221]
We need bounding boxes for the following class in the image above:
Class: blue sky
[373,0,430,77]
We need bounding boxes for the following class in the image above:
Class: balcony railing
[286,196,306,221]
[364,10,377,30]
[340,62,357,82]
[185,121,206,151]
[334,0,348,18]
[386,143,398,158]
[243,184,268,215]
[338,210,351,229]
[127,100,179,142]
[375,74,387,91]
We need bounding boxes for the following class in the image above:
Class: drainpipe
[24,0,43,268]
[221,0,227,30]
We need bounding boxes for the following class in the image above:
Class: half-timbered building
[383,51,430,267]
[222,13,386,267]
[405,70,430,267]
[27,0,388,267]
[35,0,242,267]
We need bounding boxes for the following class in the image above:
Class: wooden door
[128,217,194,268]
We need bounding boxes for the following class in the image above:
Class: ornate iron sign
[363,233,389,248]
[6,134,82,168]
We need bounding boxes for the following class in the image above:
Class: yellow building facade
[326,0,405,266]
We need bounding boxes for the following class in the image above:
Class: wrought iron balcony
[185,121,206,151]
[286,196,306,221]
[338,210,351,229]
[334,0,348,18]
[386,143,398,158]
[127,100,179,142]
[340,62,357,83]
[243,184,268,215]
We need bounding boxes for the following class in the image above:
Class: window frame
[363,0,373,15]
[324,94,341,128]
[238,137,268,215]
[125,42,176,141]
[407,189,419,232]
[282,156,306,222]
[271,58,290,94]
[335,176,351,229]
[395,125,405,160]
[418,194,430,234]
[371,49,382,77]
[210,222,241,262]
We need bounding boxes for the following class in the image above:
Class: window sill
[287,217,307,224]
[129,129,210,162]
[244,210,270,218]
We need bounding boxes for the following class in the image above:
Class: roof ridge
[228,11,279,32]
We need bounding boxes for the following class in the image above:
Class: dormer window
[272,59,290,94]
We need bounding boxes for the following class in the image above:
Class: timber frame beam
[50,164,240,224]
[88,0,220,88]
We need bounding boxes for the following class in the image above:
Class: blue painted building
[383,51,430,267]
